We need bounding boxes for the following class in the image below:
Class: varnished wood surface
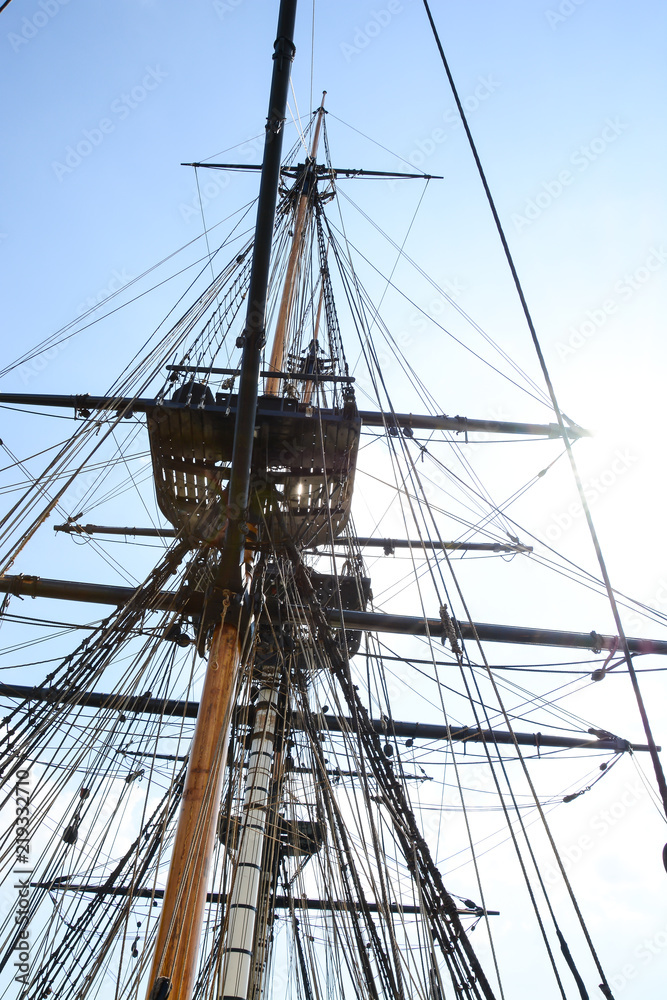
[146,621,240,1000]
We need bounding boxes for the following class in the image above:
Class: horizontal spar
[1,573,665,655]
[54,523,179,538]
[320,537,533,554]
[183,161,446,181]
[0,574,186,610]
[357,410,586,439]
[52,524,532,555]
[328,608,667,657]
[0,392,585,438]
[0,684,654,752]
[35,882,491,915]
[319,714,646,753]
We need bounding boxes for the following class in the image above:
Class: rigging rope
[421,0,667,833]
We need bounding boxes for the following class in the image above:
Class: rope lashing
[440,604,462,660]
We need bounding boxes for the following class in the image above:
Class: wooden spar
[265,93,327,396]
[145,4,297,998]
[4,571,667,656]
[0,682,654,750]
[147,621,239,1000]
[33,883,499,916]
[303,277,326,406]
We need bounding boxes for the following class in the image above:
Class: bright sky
[1,1,666,997]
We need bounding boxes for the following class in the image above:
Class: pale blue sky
[1,3,666,996]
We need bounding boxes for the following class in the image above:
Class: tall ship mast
[1,4,665,1000]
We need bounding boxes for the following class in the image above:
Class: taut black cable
[421,0,667,832]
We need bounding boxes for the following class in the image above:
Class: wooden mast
[145,4,297,999]
[146,620,240,1000]
[303,279,325,406]
[265,93,327,396]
